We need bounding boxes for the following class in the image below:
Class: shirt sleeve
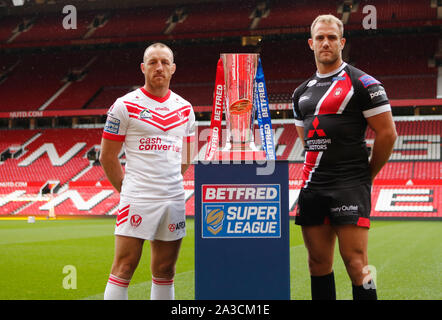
[184,105,196,142]
[102,99,129,142]
[357,74,391,118]
[291,87,304,127]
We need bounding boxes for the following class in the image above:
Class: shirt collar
[316,62,347,78]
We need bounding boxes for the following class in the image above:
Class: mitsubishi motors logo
[308,117,326,138]
[305,117,331,151]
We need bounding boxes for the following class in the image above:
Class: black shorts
[295,183,372,228]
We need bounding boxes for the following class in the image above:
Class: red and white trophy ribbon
[204,58,225,161]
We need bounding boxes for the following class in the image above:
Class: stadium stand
[85,7,172,39]
[0,0,440,219]
[16,186,118,216]
[257,0,338,30]
[349,33,439,99]
[0,185,41,215]
[75,165,107,182]
[0,128,101,186]
[0,118,440,218]
[347,0,439,27]
[9,12,94,43]
[0,0,440,109]
[2,0,437,44]
[0,31,438,110]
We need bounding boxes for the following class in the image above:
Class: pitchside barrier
[194,160,290,299]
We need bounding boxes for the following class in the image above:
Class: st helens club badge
[130,214,142,228]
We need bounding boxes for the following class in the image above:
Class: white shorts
[114,199,186,241]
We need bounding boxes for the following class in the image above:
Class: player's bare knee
[112,260,137,279]
[152,263,176,280]
[343,256,365,276]
[308,255,333,275]
[152,271,175,280]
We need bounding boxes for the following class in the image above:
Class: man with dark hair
[100,43,195,300]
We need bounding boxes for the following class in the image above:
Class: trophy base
[217,142,266,160]
[216,150,267,161]
[222,141,258,152]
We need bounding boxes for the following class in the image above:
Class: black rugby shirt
[292,62,391,190]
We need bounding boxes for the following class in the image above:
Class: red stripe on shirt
[102,131,125,142]
[302,151,320,188]
[317,72,352,115]
[129,115,189,132]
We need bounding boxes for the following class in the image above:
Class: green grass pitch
[0,218,441,300]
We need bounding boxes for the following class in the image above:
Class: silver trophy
[221,53,259,151]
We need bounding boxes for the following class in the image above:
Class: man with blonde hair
[310,14,344,38]
[292,15,397,300]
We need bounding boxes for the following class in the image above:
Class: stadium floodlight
[11,0,25,6]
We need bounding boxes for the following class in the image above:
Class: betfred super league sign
[201,184,281,238]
